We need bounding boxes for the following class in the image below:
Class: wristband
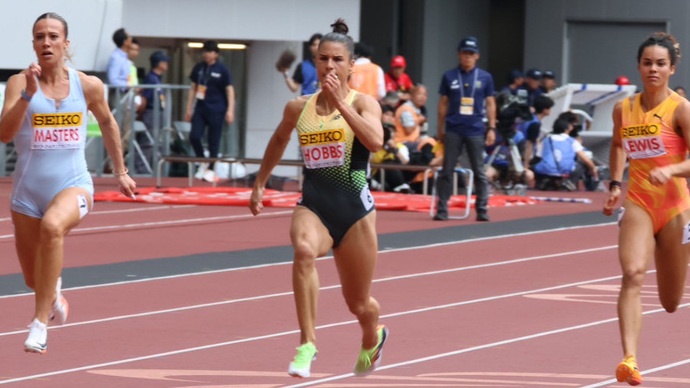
[114,168,129,176]
[283,71,290,79]
[20,89,33,102]
[609,180,622,191]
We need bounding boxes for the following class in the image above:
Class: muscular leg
[654,209,690,313]
[33,188,92,323]
[290,206,333,345]
[333,211,380,349]
[617,202,655,358]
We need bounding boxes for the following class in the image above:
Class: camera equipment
[486,91,534,194]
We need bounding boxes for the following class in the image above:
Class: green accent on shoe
[288,342,317,378]
[354,325,389,376]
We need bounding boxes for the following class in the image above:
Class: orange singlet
[620,91,690,233]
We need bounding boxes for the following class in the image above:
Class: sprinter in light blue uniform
[10,67,93,218]
[0,12,135,354]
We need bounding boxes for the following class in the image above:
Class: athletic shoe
[194,163,209,180]
[288,342,318,378]
[354,325,389,376]
[24,319,47,354]
[616,355,642,386]
[49,277,69,325]
[203,169,219,183]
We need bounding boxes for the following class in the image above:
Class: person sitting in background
[407,130,443,194]
[384,55,414,103]
[393,84,427,147]
[371,122,410,193]
[532,117,598,191]
[518,94,554,163]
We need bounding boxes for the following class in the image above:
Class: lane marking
[283,303,690,388]
[2,287,684,385]
[579,357,690,388]
[0,210,294,240]
[0,222,617,299]
[0,247,619,338]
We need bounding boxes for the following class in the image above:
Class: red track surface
[1,177,689,387]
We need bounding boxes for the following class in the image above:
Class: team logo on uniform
[621,124,667,159]
[299,128,346,169]
[31,112,83,150]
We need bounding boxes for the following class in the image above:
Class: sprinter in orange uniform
[604,32,690,386]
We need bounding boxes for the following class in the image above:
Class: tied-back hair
[637,32,681,66]
[34,12,73,62]
[320,18,355,59]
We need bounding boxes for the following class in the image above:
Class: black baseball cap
[457,36,479,53]
[149,50,170,67]
[203,40,219,52]
[526,68,543,80]
[543,70,556,79]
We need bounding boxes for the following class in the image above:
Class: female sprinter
[0,12,136,354]
[249,19,388,378]
[604,32,690,386]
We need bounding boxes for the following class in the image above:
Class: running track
[1,177,689,387]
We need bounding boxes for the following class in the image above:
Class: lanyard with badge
[457,68,478,115]
[196,64,211,100]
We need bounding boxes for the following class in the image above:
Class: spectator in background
[371,123,410,193]
[394,84,427,146]
[137,51,171,174]
[128,38,141,87]
[518,94,554,163]
[184,40,236,182]
[674,86,687,99]
[532,118,598,191]
[520,68,544,107]
[541,70,557,93]
[279,33,322,95]
[434,36,496,222]
[381,91,400,110]
[500,69,524,97]
[384,55,414,103]
[107,28,132,88]
[349,42,386,100]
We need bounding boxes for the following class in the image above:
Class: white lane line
[2,284,682,385]
[581,358,690,387]
[0,246,619,338]
[0,222,618,300]
[284,303,690,388]
[0,210,294,240]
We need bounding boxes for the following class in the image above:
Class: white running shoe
[194,162,209,180]
[49,277,69,325]
[24,319,47,354]
[203,169,219,183]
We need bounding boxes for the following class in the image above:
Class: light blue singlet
[11,67,93,218]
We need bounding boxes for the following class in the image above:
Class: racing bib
[621,124,667,159]
[299,128,346,169]
[31,113,83,150]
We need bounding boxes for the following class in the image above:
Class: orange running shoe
[616,355,642,386]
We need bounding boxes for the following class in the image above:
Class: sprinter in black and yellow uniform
[250,18,389,379]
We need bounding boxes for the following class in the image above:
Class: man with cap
[541,70,557,93]
[184,40,236,182]
[385,55,414,103]
[434,36,496,222]
[136,50,171,173]
[519,68,544,107]
[500,69,524,96]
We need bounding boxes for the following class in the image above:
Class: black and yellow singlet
[296,89,375,247]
